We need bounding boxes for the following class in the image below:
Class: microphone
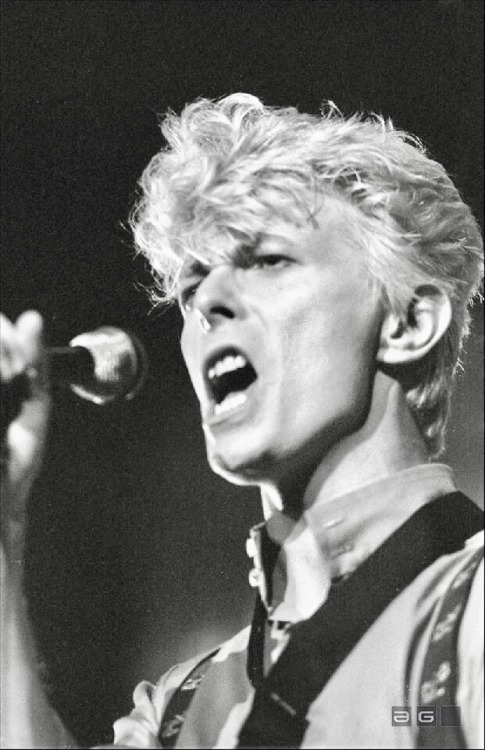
[0,327,148,445]
[48,326,148,405]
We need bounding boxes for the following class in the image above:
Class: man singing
[1,94,483,748]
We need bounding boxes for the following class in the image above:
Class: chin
[206,439,276,487]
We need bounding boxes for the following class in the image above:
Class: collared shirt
[250,463,456,622]
[113,464,484,749]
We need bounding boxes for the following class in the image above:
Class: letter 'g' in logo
[392,707,411,726]
[417,707,437,726]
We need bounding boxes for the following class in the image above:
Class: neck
[261,371,430,520]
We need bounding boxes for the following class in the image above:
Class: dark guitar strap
[236,491,483,748]
[159,647,220,748]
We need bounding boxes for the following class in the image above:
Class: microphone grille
[69,327,148,404]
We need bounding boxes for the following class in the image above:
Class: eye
[252,254,290,269]
[179,281,200,311]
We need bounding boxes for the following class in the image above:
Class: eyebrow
[179,258,211,282]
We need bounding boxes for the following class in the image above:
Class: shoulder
[454,529,483,614]
[425,530,483,748]
[455,532,483,748]
[459,531,484,650]
[429,529,483,642]
[457,532,483,677]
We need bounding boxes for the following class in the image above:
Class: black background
[1,1,483,745]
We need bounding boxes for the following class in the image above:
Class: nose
[193,264,244,331]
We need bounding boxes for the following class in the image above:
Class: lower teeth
[214,391,248,415]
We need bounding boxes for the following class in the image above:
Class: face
[179,197,384,493]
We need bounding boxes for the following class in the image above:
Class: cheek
[180,325,189,368]
[282,302,379,409]
[180,329,202,397]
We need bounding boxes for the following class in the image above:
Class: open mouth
[204,347,258,416]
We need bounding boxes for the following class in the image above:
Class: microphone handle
[0,373,30,447]
[1,348,95,446]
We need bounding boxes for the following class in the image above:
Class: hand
[1,313,76,749]
[0,311,51,540]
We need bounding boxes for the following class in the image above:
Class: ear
[377,285,452,365]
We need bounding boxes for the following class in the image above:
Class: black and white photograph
[1,1,483,748]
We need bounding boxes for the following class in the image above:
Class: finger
[15,310,44,367]
[15,311,49,393]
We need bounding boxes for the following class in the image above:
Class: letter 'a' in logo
[417,706,437,726]
[392,707,411,726]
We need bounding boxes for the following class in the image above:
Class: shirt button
[322,516,345,529]
[246,537,257,558]
[248,568,262,587]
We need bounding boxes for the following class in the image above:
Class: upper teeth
[208,354,247,380]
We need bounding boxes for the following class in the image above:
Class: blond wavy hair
[131,93,483,457]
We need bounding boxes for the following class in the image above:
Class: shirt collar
[246,463,456,623]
